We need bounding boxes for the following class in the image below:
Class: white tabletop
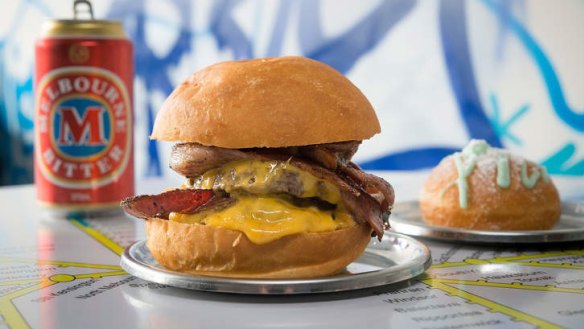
[1,174,583,329]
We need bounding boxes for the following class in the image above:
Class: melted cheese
[194,159,342,205]
[173,159,355,244]
[169,195,355,244]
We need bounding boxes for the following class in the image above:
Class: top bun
[151,56,380,148]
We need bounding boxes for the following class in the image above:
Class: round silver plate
[120,231,431,295]
[391,201,584,243]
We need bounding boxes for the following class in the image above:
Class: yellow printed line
[1,298,30,329]
[0,216,127,328]
[434,278,584,294]
[490,252,576,262]
[0,279,42,286]
[0,280,56,329]
[509,262,584,270]
[0,257,122,270]
[0,270,128,290]
[0,270,129,328]
[431,260,584,271]
[429,262,469,269]
[68,219,124,256]
[463,259,490,265]
[75,271,128,279]
[429,250,584,269]
[423,278,563,329]
[564,250,584,256]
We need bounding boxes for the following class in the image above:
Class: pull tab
[73,0,94,20]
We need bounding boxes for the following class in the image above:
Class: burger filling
[121,142,394,243]
[169,159,356,244]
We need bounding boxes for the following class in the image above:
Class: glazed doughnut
[420,140,561,230]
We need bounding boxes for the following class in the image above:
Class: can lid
[41,20,127,38]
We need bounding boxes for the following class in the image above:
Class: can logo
[68,44,90,64]
[36,67,131,188]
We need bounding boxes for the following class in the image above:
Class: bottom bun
[145,218,372,279]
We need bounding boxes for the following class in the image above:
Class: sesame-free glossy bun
[145,217,372,279]
[150,56,380,148]
[420,141,561,230]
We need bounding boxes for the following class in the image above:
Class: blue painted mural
[0,0,582,189]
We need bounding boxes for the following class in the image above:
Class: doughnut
[420,140,561,230]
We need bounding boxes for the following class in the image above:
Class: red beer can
[34,19,134,216]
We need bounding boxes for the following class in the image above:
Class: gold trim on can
[41,20,127,38]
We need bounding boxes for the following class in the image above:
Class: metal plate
[120,231,431,295]
[391,201,584,244]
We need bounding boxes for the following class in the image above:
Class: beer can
[34,18,134,217]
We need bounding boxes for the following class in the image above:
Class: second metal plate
[391,201,584,243]
[120,231,431,295]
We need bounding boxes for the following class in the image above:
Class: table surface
[1,175,583,329]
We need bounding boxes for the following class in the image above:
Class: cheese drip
[170,195,355,244]
[172,159,355,244]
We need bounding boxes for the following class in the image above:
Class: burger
[121,56,394,279]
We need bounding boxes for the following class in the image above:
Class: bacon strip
[270,155,387,237]
[299,141,361,170]
[121,189,229,220]
[169,143,393,238]
[297,142,394,210]
[171,144,253,179]
[340,163,394,210]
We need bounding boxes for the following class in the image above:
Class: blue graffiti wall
[0,0,582,194]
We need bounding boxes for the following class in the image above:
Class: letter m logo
[57,106,107,146]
